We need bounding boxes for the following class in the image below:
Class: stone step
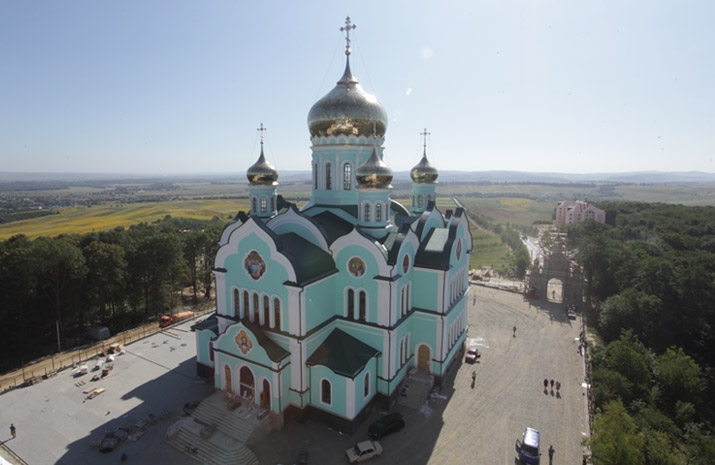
[398,373,434,409]
[192,398,259,443]
[166,419,258,465]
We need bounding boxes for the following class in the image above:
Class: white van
[515,427,540,464]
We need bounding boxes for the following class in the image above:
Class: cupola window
[325,163,332,190]
[375,203,382,222]
[343,163,352,190]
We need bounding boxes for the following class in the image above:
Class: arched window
[321,379,332,405]
[343,163,352,190]
[261,197,267,213]
[273,298,280,330]
[364,203,370,222]
[263,295,270,326]
[270,196,275,212]
[243,291,249,319]
[313,162,318,189]
[252,197,257,213]
[375,203,382,222]
[417,195,423,209]
[359,290,366,321]
[347,288,355,319]
[233,289,239,316]
[253,294,259,322]
[325,163,332,190]
[364,372,370,398]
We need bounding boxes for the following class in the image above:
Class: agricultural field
[0,199,249,241]
[3,175,715,256]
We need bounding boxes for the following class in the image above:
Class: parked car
[346,440,382,463]
[465,344,481,363]
[368,412,405,439]
[567,304,577,320]
[515,427,540,464]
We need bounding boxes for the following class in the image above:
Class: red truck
[159,311,195,328]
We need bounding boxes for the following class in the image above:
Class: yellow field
[0,199,249,240]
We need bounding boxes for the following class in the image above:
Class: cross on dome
[257,123,267,145]
[340,16,356,55]
[420,128,431,150]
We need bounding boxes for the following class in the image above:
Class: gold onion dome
[246,146,278,185]
[356,147,393,188]
[307,57,388,138]
[410,149,439,184]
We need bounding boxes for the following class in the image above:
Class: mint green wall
[412,269,439,310]
[222,231,290,315]
[304,276,337,330]
[195,328,216,367]
[309,365,349,418]
[410,312,439,362]
[334,244,383,322]
[351,358,378,416]
[216,324,274,367]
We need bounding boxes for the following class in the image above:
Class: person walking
[513,326,517,337]
[10,423,16,438]
[548,444,555,464]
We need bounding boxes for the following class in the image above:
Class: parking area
[0,284,588,464]
[253,284,589,464]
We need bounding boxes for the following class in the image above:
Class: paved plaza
[1,284,589,464]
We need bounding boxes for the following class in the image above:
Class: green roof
[306,328,380,379]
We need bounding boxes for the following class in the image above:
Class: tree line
[567,202,715,464]
[0,216,225,373]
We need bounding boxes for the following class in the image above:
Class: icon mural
[403,254,410,274]
[456,238,462,260]
[235,329,253,355]
[244,251,266,280]
[348,257,366,277]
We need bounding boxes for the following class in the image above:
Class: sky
[1,1,714,176]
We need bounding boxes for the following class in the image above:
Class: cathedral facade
[194,19,472,432]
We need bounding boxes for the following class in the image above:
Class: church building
[194,18,473,433]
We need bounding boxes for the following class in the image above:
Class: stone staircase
[165,417,257,465]
[165,392,274,465]
[398,368,435,409]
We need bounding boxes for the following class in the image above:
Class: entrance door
[417,345,431,372]
[260,379,271,409]
[240,366,255,401]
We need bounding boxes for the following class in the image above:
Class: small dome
[307,58,388,138]
[356,148,393,188]
[246,147,278,185]
[410,149,439,184]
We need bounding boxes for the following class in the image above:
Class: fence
[0,308,213,395]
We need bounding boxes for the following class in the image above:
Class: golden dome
[246,147,278,185]
[410,149,439,184]
[356,148,393,188]
[307,58,387,139]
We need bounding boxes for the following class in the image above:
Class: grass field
[0,199,249,240]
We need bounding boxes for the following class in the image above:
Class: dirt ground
[252,284,590,465]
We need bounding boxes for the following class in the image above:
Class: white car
[346,440,383,463]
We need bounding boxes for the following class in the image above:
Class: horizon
[2,1,714,175]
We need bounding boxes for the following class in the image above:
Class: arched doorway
[417,345,431,372]
[224,365,233,394]
[260,379,271,409]
[240,366,255,401]
[547,278,563,303]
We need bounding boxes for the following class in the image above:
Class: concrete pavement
[1,285,589,464]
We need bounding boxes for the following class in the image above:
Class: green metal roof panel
[306,328,380,379]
